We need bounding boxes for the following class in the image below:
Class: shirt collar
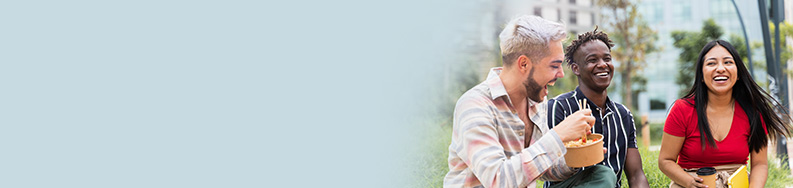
[573,86,614,112]
[486,67,508,100]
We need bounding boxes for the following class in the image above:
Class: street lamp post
[729,0,753,75]
[758,0,789,167]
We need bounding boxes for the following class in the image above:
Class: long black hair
[682,39,793,152]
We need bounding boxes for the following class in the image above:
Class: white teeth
[714,76,728,81]
[596,72,608,76]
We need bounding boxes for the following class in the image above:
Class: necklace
[707,102,735,141]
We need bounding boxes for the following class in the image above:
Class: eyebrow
[551,60,563,64]
[705,57,734,61]
[586,54,610,59]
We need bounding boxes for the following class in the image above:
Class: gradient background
[0,0,467,187]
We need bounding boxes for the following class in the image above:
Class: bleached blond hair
[499,15,566,66]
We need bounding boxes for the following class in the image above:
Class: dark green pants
[548,165,617,188]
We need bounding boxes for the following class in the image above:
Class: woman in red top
[659,40,793,188]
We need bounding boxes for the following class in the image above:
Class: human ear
[518,55,532,72]
[571,63,580,76]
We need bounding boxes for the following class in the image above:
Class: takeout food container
[564,133,604,168]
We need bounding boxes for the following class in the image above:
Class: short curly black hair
[564,26,615,67]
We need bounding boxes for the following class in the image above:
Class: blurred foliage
[648,122,664,145]
[766,156,793,188]
[765,21,793,75]
[409,117,452,188]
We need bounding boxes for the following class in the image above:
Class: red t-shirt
[663,99,766,169]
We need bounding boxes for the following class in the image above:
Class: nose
[595,59,609,69]
[716,62,727,72]
[557,67,565,78]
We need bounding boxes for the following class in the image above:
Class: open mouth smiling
[594,71,610,78]
[714,76,728,81]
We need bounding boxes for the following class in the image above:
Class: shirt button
[518,132,524,136]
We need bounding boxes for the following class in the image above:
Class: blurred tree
[671,19,750,97]
[597,0,658,110]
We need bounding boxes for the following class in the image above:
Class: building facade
[524,0,601,35]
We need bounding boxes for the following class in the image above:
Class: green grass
[415,122,793,187]
[410,119,453,188]
[619,147,669,187]
[766,157,793,188]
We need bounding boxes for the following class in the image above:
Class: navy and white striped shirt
[543,87,638,188]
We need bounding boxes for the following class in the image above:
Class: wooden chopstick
[581,99,588,143]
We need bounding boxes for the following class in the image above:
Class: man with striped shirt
[443,15,616,188]
[544,28,649,188]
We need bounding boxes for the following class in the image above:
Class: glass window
[672,1,692,23]
[681,3,691,20]
[570,10,577,25]
[654,3,663,24]
[557,9,561,21]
